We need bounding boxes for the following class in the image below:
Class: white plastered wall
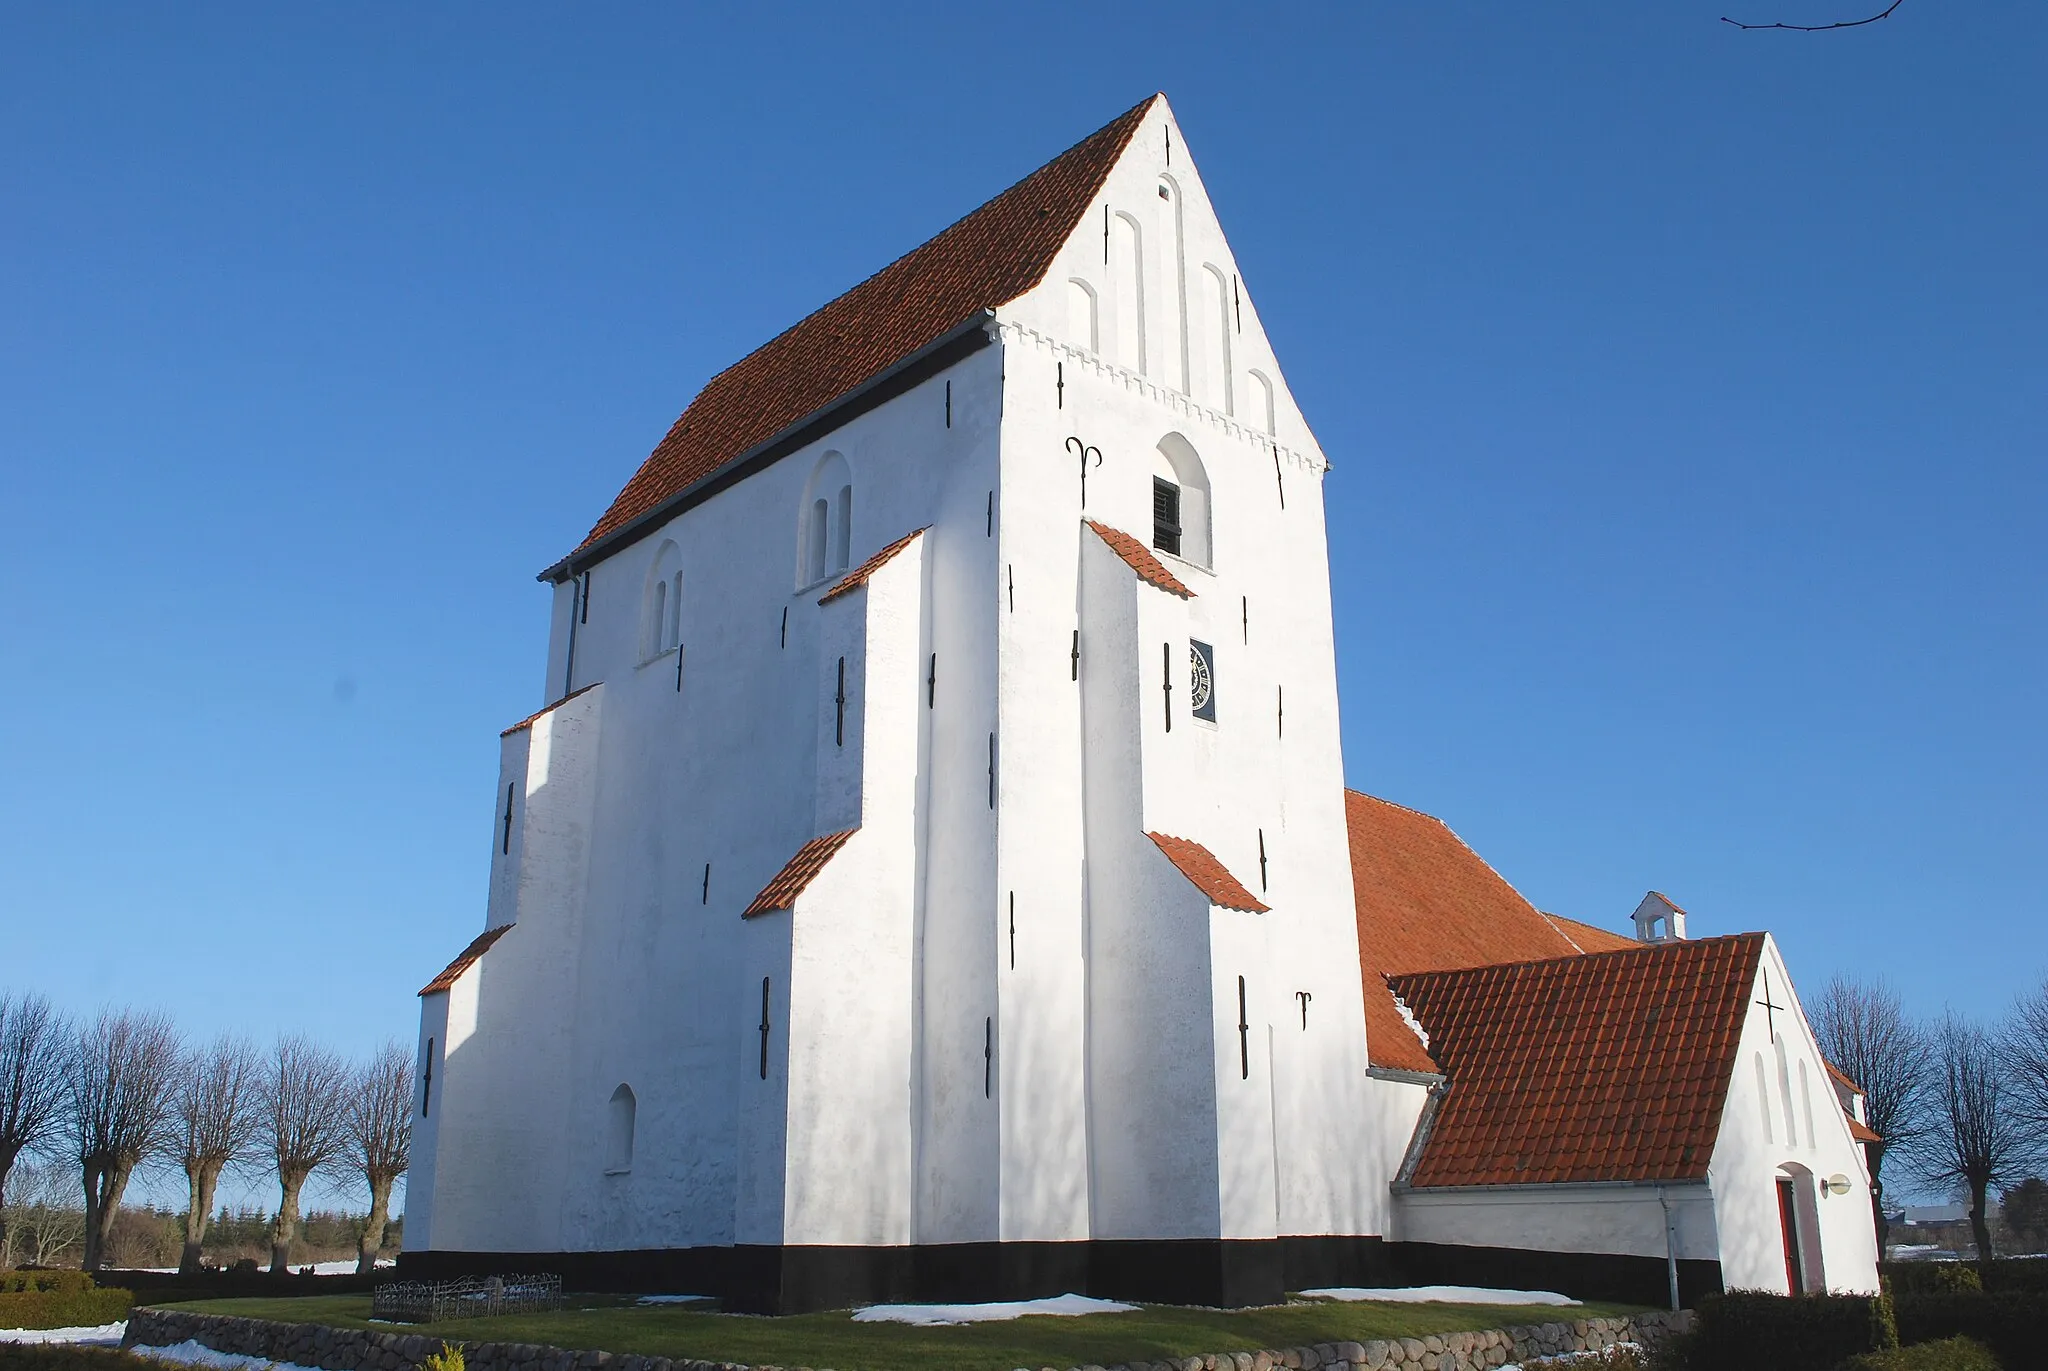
[1393,1183,1721,1265]
[1710,936,1881,1294]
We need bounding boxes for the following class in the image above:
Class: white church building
[404,96,1881,1312]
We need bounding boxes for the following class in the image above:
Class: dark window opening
[1153,478,1183,556]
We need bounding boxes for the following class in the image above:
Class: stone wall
[124,1305,1691,1371]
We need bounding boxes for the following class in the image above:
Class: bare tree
[2005,977,2048,1143]
[262,1035,349,1273]
[344,1041,412,1274]
[1,1161,86,1267]
[1811,975,1931,1253]
[1722,1,1905,31]
[68,1008,182,1270]
[1917,1010,2040,1269]
[0,993,69,1262]
[173,1035,262,1274]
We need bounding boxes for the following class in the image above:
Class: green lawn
[155,1293,1646,1371]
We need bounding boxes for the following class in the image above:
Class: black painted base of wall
[1390,1240,1723,1311]
[401,1236,1400,1314]
[402,1235,1716,1314]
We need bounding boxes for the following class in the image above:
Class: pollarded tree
[344,1041,412,1274]
[68,1008,182,1271]
[262,1034,349,1273]
[173,1035,262,1274]
[2005,977,2048,1143]
[1918,1010,2040,1269]
[0,993,69,1263]
[1811,975,1932,1253]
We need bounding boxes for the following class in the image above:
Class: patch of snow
[130,1342,322,1371]
[0,1323,127,1346]
[1503,1344,1642,1370]
[1300,1286,1580,1307]
[634,1295,713,1305]
[133,1260,393,1276]
[1389,992,1430,1050]
[851,1293,1139,1325]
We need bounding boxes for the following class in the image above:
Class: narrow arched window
[1799,1061,1817,1150]
[1247,369,1276,437]
[1754,1053,1774,1144]
[799,451,854,586]
[643,539,683,659]
[1112,211,1145,373]
[607,1083,635,1173]
[1067,278,1099,353]
[1153,433,1213,567]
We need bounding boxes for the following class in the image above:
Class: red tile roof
[818,528,926,605]
[1388,934,1767,1187]
[1849,1117,1882,1144]
[742,829,858,917]
[419,924,513,996]
[500,682,599,738]
[571,97,1157,563]
[1543,911,1639,954]
[1086,520,1196,598]
[1146,832,1269,913]
[1825,1059,1865,1096]
[1345,790,1588,1071]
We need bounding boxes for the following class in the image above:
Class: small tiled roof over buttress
[1389,934,1767,1187]
[1147,833,1268,913]
[819,528,926,604]
[743,830,858,917]
[1085,521,1196,598]
[569,97,1158,564]
[420,924,513,996]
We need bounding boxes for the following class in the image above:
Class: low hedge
[1893,1291,2047,1368]
[1681,1289,1897,1371]
[1886,1258,2048,1295]
[1839,1336,2002,1371]
[0,1275,93,1298]
[0,1347,135,1371]
[0,1287,133,1331]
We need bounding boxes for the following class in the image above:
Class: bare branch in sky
[1723,1,1904,31]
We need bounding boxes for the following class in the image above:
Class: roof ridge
[1391,930,1768,987]
[570,96,1159,561]
[1342,787,1444,824]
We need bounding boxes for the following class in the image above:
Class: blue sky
[3,3,2042,1200]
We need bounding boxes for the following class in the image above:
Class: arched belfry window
[606,1083,636,1173]
[1152,433,1212,568]
[643,540,683,660]
[800,451,853,586]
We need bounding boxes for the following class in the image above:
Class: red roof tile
[500,682,599,738]
[1085,520,1196,598]
[1389,933,1767,1187]
[419,924,513,996]
[818,528,926,605]
[1849,1117,1882,1144]
[572,98,1157,563]
[1543,911,1639,954]
[1825,1058,1865,1096]
[742,829,858,917]
[1146,832,1269,912]
[1345,790,1586,1071]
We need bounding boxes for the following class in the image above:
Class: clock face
[1189,643,1213,713]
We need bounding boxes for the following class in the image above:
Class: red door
[1777,1176,1805,1293]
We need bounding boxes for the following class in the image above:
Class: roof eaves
[539,314,995,584]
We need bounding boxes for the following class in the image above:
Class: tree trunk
[271,1168,309,1273]
[1869,1144,1890,1256]
[180,1160,224,1275]
[1970,1176,1996,1270]
[0,1143,20,1267]
[357,1173,394,1275]
[81,1161,131,1272]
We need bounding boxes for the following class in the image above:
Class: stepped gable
[1390,933,1767,1187]
[1344,789,1585,1072]
[571,97,1159,563]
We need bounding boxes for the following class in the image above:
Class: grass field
[155,1293,1648,1371]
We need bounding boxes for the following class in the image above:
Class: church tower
[405,95,1380,1312]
